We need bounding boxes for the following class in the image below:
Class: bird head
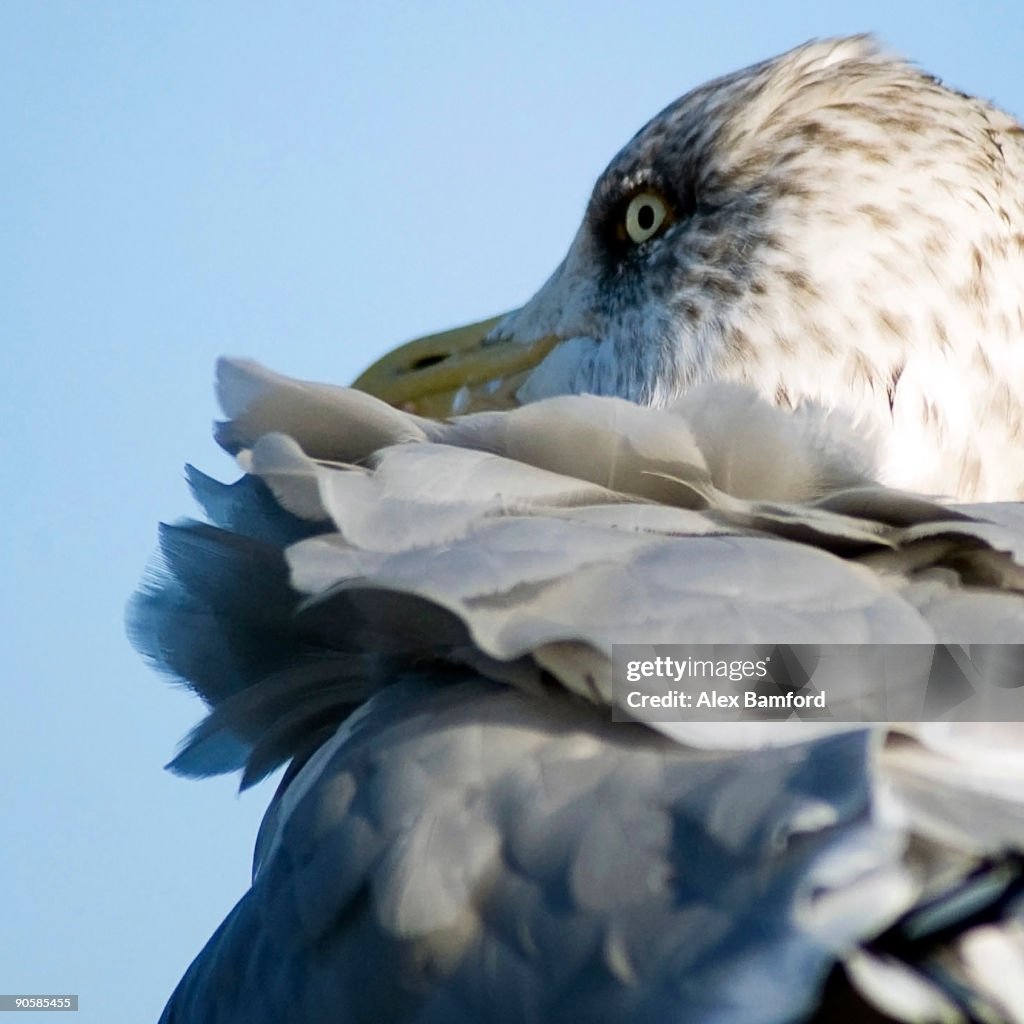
[355,36,1024,498]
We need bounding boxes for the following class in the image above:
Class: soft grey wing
[136,365,1024,1024]
[160,681,898,1024]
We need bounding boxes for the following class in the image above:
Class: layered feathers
[134,360,1024,1023]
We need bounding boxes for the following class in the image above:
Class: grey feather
[136,370,1024,1023]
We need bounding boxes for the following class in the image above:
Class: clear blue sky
[3,2,1022,1020]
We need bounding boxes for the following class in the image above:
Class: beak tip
[352,312,558,418]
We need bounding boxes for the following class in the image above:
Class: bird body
[135,37,1024,1024]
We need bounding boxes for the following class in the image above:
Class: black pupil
[637,203,655,230]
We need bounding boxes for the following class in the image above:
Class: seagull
[134,37,1024,1024]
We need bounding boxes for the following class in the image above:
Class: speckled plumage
[497,37,1024,500]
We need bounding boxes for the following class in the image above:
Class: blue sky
[3,2,1022,1020]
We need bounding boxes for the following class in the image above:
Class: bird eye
[624,191,670,244]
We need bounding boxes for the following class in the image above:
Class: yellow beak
[352,314,560,418]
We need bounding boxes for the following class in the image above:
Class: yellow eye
[624,191,670,244]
